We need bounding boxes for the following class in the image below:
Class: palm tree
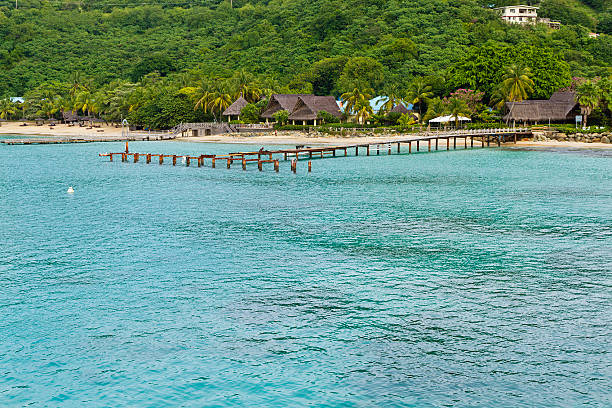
[194,90,213,114]
[0,98,17,120]
[422,97,446,124]
[397,113,416,127]
[69,71,91,97]
[445,97,471,128]
[379,84,403,115]
[54,95,72,119]
[575,80,600,128]
[190,79,215,113]
[490,84,510,111]
[231,70,262,103]
[405,78,433,120]
[340,88,373,115]
[500,64,534,102]
[39,99,58,119]
[19,100,29,120]
[74,90,95,116]
[380,94,402,115]
[599,78,612,118]
[105,82,136,122]
[207,92,232,121]
[354,98,373,124]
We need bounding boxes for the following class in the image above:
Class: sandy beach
[178,133,612,149]
[2,121,611,149]
[0,121,125,138]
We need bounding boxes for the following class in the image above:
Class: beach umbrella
[428,115,471,123]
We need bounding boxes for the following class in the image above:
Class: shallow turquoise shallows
[1,139,611,407]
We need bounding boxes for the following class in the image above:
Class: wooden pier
[98,128,531,173]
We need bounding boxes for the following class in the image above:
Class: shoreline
[179,134,612,149]
[2,122,611,149]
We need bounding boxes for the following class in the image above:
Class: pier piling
[99,128,529,173]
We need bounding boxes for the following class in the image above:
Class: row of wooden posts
[100,131,525,172]
[108,151,304,172]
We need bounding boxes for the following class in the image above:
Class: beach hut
[503,91,578,126]
[222,96,248,122]
[260,94,308,123]
[35,118,45,126]
[62,110,79,124]
[288,95,342,125]
[390,103,410,114]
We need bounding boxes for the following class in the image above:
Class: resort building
[259,94,341,125]
[222,96,248,122]
[494,5,561,29]
[287,95,342,125]
[390,103,410,114]
[503,91,579,125]
[260,94,308,122]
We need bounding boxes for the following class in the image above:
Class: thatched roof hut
[390,103,409,114]
[62,110,79,123]
[222,96,248,118]
[261,94,308,119]
[504,91,578,122]
[288,95,342,122]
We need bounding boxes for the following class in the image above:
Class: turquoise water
[1,139,611,407]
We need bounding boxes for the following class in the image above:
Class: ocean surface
[0,138,611,407]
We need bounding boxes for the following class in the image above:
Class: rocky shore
[532,129,611,144]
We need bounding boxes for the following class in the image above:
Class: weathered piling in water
[99,128,529,174]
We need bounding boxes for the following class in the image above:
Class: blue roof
[10,97,24,103]
[370,96,387,112]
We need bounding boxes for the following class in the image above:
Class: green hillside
[0,0,610,129]
[0,0,609,98]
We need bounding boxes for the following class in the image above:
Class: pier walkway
[99,128,531,173]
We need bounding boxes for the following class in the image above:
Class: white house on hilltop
[494,5,561,29]
[495,5,538,24]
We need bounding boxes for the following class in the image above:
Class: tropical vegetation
[0,0,609,128]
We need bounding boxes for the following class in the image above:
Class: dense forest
[0,0,610,127]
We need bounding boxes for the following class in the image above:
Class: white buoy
[67,186,74,193]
